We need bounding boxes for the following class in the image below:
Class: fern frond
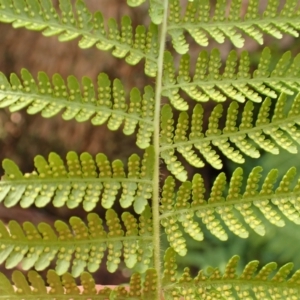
[0,208,153,275]
[160,166,300,255]
[127,0,145,7]
[168,0,300,53]
[0,0,159,76]
[163,248,300,299]
[160,92,300,179]
[162,48,300,110]
[0,148,154,214]
[0,268,157,299]
[3,248,300,299]
[0,69,154,149]
[149,0,165,25]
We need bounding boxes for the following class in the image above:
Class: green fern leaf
[134,205,153,273]
[0,70,154,148]
[163,248,300,299]
[0,209,152,275]
[167,0,300,53]
[160,93,300,178]
[162,48,300,110]
[160,176,188,256]
[160,105,187,181]
[0,0,158,75]
[160,177,204,257]
[161,52,188,111]
[162,247,177,286]
[0,149,154,213]
[160,166,300,255]
[149,0,164,25]
[106,209,124,273]
[167,0,188,54]
[2,0,300,298]
[0,268,157,299]
[127,0,146,7]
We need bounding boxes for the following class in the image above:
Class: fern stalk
[152,0,169,298]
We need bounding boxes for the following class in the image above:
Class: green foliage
[162,248,300,299]
[2,249,300,299]
[0,70,154,148]
[160,166,300,256]
[0,148,154,213]
[168,0,300,52]
[0,0,300,299]
[163,48,300,110]
[0,268,157,299]
[0,0,159,76]
[160,93,300,180]
[0,207,152,276]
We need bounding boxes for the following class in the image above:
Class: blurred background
[0,0,300,286]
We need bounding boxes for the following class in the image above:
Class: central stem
[152,0,169,299]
